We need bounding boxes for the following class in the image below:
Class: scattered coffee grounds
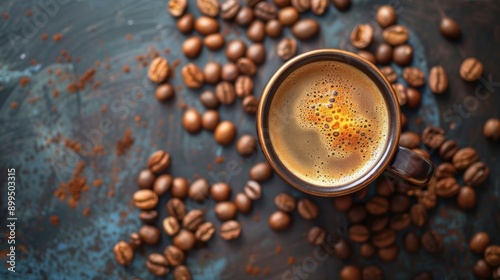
[10,102,18,110]
[50,215,60,226]
[54,161,88,208]
[116,129,134,156]
[53,33,62,42]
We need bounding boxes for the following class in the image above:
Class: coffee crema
[268,60,390,187]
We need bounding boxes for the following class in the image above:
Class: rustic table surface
[0,0,499,279]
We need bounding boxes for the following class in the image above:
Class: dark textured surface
[0,0,499,279]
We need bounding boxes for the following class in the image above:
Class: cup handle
[386,146,434,186]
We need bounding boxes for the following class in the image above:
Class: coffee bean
[204,33,225,51]
[332,238,351,260]
[435,177,460,198]
[170,177,188,199]
[360,243,376,258]
[254,1,277,21]
[428,66,448,94]
[378,245,399,262]
[401,113,407,128]
[291,0,310,12]
[393,44,413,66]
[215,201,238,221]
[249,162,273,182]
[297,198,318,220]
[242,95,259,114]
[148,150,170,174]
[221,63,240,82]
[155,83,175,102]
[182,108,202,133]
[473,259,492,279]
[139,225,161,245]
[421,230,443,253]
[137,169,156,189]
[375,44,393,65]
[340,265,361,280]
[220,220,242,240]
[463,161,490,187]
[410,203,427,227]
[412,272,433,280]
[440,17,461,39]
[244,180,262,200]
[333,195,353,211]
[406,88,421,108]
[133,189,159,210]
[197,0,219,17]
[164,245,185,266]
[163,216,180,236]
[113,241,134,266]
[201,110,219,131]
[182,36,202,58]
[220,0,240,20]
[484,118,500,140]
[383,25,409,46]
[485,245,500,266]
[311,0,328,15]
[439,140,459,160]
[210,182,231,201]
[368,216,389,233]
[246,43,266,65]
[166,198,186,220]
[235,6,254,26]
[373,228,396,248]
[292,19,320,40]
[200,90,219,109]
[236,134,257,156]
[146,253,169,276]
[362,265,383,280]
[332,0,350,10]
[404,232,420,253]
[195,16,219,35]
[399,132,420,149]
[457,186,476,210]
[148,57,169,83]
[154,174,173,196]
[469,232,491,254]
[183,209,205,231]
[392,83,407,106]
[376,5,397,27]
[234,193,253,213]
[452,147,478,170]
[247,20,266,42]
[418,190,437,209]
[195,222,215,242]
[182,63,204,89]
[375,180,394,197]
[347,205,366,224]
[214,121,237,145]
[357,51,375,64]
[174,265,192,280]
[381,66,397,83]
[389,213,411,231]
[189,178,210,201]
[216,81,236,105]
[460,57,483,82]
[129,232,142,249]
[307,226,326,245]
[390,194,410,213]
[169,0,187,17]
[273,0,290,7]
[413,148,430,160]
[349,224,370,243]
[278,7,300,26]
[275,193,296,212]
[236,57,257,76]
[269,210,292,231]
[354,187,369,200]
[365,196,389,215]
[139,210,158,224]
[277,37,297,60]
[177,13,194,33]
[421,126,446,149]
[403,67,425,87]
[265,19,282,38]
[350,23,374,49]
[173,229,196,251]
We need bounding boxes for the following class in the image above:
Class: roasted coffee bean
[368,216,389,233]
[333,238,351,260]
[220,0,240,20]
[373,228,396,248]
[452,147,478,170]
[403,67,425,87]
[404,232,420,253]
[381,66,397,83]
[234,193,253,213]
[197,0,219,17]
[291,0,310,12]
[389,214,411,231]
[412,272,433,280]
[485,245,500,266]
[148,150,171,174]
[418,190,437,209]
[265,19,282,38]
[274,0,290,7]
[139,210,158,224]
[269,210,292,231]
[484,118,500,140]
[177,13,194,33]
[210,182,231,201]
[249,162,273,182]
[171,177,188,199]
[340,265,361,280]
[463,162,489,187]
[413,148,430,160]
[357,51,375,64]
[221,63,240,82]
[410,203,427,227]
[215,201,238,221]
[349,224,370,243]
[278,7,300,26]
[406,88,421,108]
[204,33,225,51]
[166,198,186,220]
[139,225,161,245]
[401,113,407,127]
[189,178,210,201]
[182,63,204,89]
[137,169,156,189]
[375,180,394,197]
[220,220,241,240]
[297,198,319,220]
[332,0,350,10]
[182,108,202,133]
[460,57,483,82]
[182,36,202,58]
[164,245,185,266]
[378,245,399,262]
[390,194,410,213]
[148,57,169,83]
[254,1,277,21]
[183,209,205,231]
[383,25,409,46]
[292,19,320,40]
[333,195,353,212]
[200,90,219,109]
[174,266,192,280]
[439,140,459,160]
[421,230,443,253]
[350,23,374,49]
[153,174,173,196]
[435,177,460,198]
[275,193,296,212]
[236,57,257,76]
[376,44,393,65]
[195,222,215,242]
[376,5,397,27]
[347,205,366,224]
[244,180,262,200]
[392,83,407,106]
[473,259,492,279]
[469,232,491,254]
[311,0,328,15]
[247,20,266,42]
[308,226,326,245]
[236,134,257,156]
[362,265,383,280]
[114,241,134,266]
[201,110,219,131]
[173,229,196,251]
[428,66,448,94]
[277,37,297,60]
[236,6,254,26]
[216,81,236,105]
[163,216,180,236]
[169,0,187,17]
[133,189,159,210]
[242,95,259,114]
[214,121,237,145]
[155,83,175,102]
[365,196,389,215]
[457,186,476,210]
[393,44,413,66]
[396,181,416,195]
[129,232,142,249]
[146,253,169,276]
[355,187,369,200]
[246,43,266,65]
[421,126,446,149]
[360,243,376,259]
[440,17,461,39]
[195,16,219,35]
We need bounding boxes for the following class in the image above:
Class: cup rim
[256,49,401,197]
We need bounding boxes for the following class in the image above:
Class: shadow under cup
[256,49,401,197]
